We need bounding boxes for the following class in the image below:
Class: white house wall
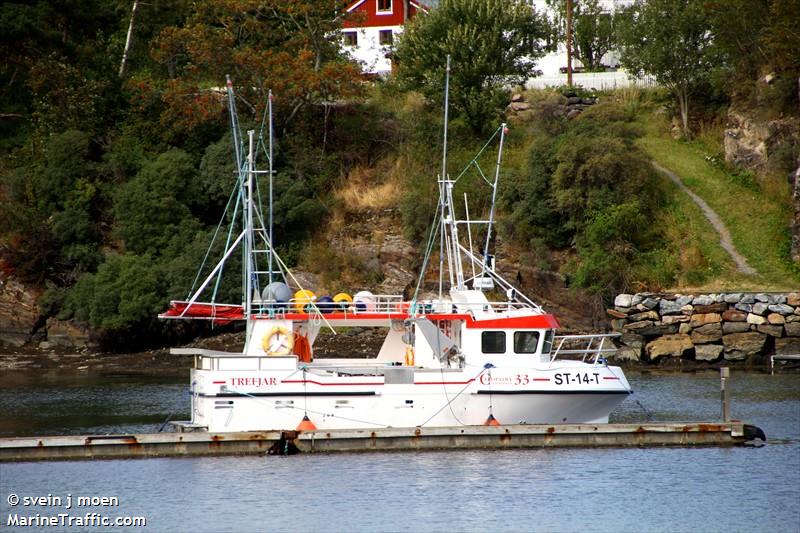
[344,0,640,84]
[343,25,403,74]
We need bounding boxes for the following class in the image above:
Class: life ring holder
[263,326,294,356]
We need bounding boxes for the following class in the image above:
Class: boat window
[542,330,554,354]
[513,331,540,354]
[481,331,506,354]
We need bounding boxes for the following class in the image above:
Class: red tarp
[159,301,244,325]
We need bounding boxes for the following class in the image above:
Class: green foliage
[1,130,104,284]
[573,202,652,297]
[546,0,618,70]
[146,0,363,138]
[502,100,663,297]
[394,0,548,134]
[113,148,198,256]
[617,0,715,137]
[401,173,438,243]
[62,254,165,331]
[0,0,120,143]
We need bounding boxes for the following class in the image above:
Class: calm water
[1,370,798,532]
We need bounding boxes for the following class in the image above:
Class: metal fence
[526,71,658,91]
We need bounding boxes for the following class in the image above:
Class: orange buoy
[333,292,353,311]
[293,289,316,314]
[484,414,501,426]
[296,414,317,431]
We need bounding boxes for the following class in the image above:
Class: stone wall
[608,292,800,364]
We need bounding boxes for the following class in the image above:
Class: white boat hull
[190,363,631,432]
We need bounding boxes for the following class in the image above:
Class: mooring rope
[418,365,490,428]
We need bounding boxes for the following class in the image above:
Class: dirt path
[652,161,757,275]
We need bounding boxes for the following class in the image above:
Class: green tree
[573,0,616,70]
[145,0,363,135]
[617,0,714,138]
[706,0,800,113]
[394,0,548,133]
[501,101,661,297]
[113,148,199,256]
[1,130,104,284]
[546,0,618,71]
[0,1,122,140]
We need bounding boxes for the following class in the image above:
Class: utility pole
[566,0,573,87]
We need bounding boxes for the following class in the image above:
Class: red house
[342,0,429,73]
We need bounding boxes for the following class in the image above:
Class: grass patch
[635,110,798,290]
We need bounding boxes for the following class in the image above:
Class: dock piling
[720,367,731,422]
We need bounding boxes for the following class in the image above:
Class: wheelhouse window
[343,31,357,47]
[377,0,392,13]
[513,331,540,354]
[482,331,506,354]
[542,330,554,355]
[379,29,393,45]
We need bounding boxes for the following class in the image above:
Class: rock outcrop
[507,91,598,122]
[724,98,800,263]
[0,279,40,348]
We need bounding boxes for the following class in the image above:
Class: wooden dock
[0,422,766,462]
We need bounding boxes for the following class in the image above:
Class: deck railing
[550,334,621,365]
[251,296,539,317]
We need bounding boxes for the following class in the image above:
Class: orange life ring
[263,326,294,356]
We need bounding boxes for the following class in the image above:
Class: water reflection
[0,370,798,532]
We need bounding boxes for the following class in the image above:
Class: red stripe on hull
[283,379,384,387]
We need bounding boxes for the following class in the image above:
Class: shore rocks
[646,334,693,362]
[609,292,800,365]
[45,318,91,349]
[722,332,766,361]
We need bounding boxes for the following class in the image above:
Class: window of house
[343,31,357,47]
[513,331,540,354]
[481,331,506,354]
[377,0,392,13]
[379,29,393,45]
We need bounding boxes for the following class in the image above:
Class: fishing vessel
[161,69,631,433]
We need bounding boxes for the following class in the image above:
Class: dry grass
[335,162,402,211]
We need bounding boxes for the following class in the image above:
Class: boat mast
[438,55,450,299]
[268,90,274,287]
[438,56,466,292]
[481,123,506,279]
[245,130,255,322]
[226,75,243,172]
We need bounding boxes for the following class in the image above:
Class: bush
[113,148,198,256]
[501,100,665,300]
[573,202,653,297]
